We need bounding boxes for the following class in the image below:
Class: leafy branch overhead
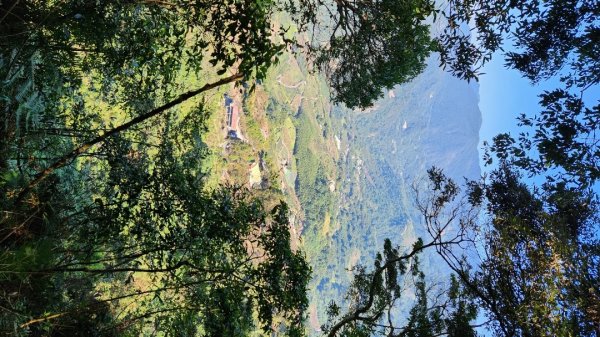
[286,0,438,109]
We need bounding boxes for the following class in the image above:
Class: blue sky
[478,53,557,165]
[478,52,600,173]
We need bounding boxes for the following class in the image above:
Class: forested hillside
[303,57,482,331]
[183,45,483,335]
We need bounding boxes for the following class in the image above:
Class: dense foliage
[288,0,437,109]
[461,164,599,336]
[0,1,310,335]
[0,101,311,336]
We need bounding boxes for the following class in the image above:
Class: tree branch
[15,73,243,203]
[326,237,451,337]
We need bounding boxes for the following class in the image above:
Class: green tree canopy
[1,107,311,336]
[286,0,437,109]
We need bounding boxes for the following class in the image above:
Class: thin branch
[20,313,66,329]
[0,0,21,24]
[326,237,456,337]
[14,72,243,203]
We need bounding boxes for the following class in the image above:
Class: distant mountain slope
[201,48,482,333]
[307,58,482,330]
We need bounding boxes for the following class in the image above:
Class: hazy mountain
[307,58,482,330]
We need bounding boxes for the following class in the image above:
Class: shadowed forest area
[0,0,598,336]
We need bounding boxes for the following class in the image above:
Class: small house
[224,95,240,132]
